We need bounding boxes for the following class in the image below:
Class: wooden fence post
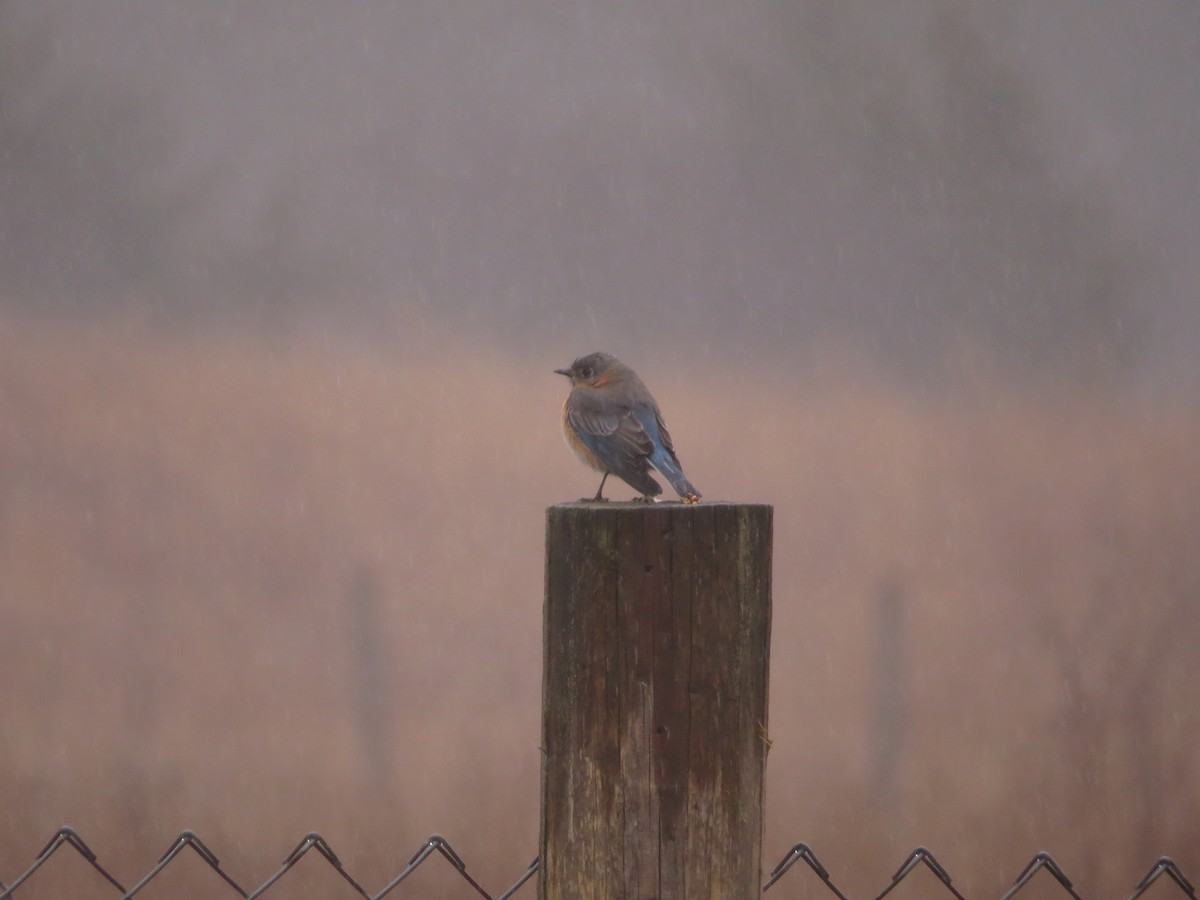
[540,501,773,899]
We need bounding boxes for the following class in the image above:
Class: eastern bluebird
[555,352,701,503]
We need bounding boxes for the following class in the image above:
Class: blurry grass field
[0,313,1197,897]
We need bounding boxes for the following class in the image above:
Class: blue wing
[566,390,662,496]
[630,405,700,499]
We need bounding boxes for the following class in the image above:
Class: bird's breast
[562,398,607,472]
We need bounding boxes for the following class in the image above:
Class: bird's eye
[580,367,593,378]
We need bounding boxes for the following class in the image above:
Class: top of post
[549,500,773,512]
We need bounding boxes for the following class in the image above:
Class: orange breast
[562,398,606,472]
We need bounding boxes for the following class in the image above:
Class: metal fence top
[1,827,1194,899]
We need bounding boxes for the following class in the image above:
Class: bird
[555,352,701,503]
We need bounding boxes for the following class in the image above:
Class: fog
[1,2,1198,896]
[4,1,1199,383]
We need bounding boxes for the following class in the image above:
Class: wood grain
[540,502,772,899]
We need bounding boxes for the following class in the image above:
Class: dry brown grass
[0,314,1197,897]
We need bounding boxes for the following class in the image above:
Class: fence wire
[0,827,1194,899]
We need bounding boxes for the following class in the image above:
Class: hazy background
[1,0,1198,896]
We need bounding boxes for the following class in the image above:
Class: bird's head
[554,352,620,387]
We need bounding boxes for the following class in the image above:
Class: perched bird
[555,352,701,503]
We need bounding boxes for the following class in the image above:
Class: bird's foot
[683,493,701,505]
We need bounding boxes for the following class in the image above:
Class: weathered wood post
[540,501,772,899]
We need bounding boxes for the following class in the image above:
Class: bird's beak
[553,368,572,377]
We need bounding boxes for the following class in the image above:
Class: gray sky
[2,0,1197,385]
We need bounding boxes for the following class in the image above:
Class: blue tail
[649,445,700,499]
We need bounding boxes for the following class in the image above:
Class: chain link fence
[0,827,1193,899]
